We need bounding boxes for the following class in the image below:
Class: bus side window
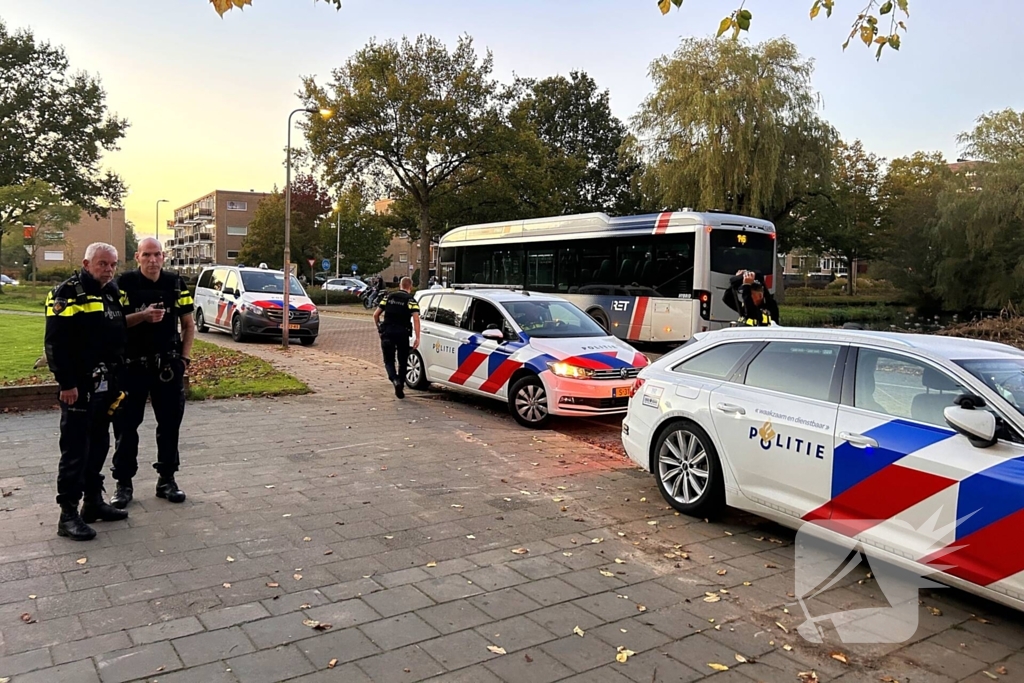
[653,235,695,298]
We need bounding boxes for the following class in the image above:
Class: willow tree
[631,37,836,248]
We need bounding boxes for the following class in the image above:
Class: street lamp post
[335,209,341,279]
[283,106,333,349]
[155,199,168,246]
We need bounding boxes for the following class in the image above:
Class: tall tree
[0,21,129,233]
[320,184,393,277]
[630,36,836,249]
[788,140,884,294]
[302,34,510,288]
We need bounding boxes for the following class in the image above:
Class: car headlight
[309,308,319,320]
[247,304,267,317]
[548,361,595,380]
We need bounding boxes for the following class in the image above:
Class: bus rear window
[709,230,775,276]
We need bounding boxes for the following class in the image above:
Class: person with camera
[723,269,779,326]
[110,238,194,508]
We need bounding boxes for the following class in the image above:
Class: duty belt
[126,351,180,382]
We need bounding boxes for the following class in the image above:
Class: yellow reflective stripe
[120,291,129,307]
[744,318,756,326]
[53,302,104,317]
[177,293,194,306]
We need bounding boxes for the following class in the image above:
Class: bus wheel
[587,308,609,332]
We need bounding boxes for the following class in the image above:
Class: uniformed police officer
[723,269,780,326]
[45,242,130,541]
[372,276,421,398]
[110,238,194,508]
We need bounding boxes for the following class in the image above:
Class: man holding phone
[110,237,195,508]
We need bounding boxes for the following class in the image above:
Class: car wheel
[195,308,209,333]
[406,350,431,390]
[587,308,609,333]
[652,421,724,517]
[508,375,551,429]
[230,314,247,342]
[300,336,317,346]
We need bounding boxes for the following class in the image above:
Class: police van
[406,285,648,428]
[193,264,319,344]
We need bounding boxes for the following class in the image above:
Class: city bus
[437,210,776,344]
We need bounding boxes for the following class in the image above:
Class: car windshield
[956,358,1024,417]
[503,300,607,338]
[240,270,305,295]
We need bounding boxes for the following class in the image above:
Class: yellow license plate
[613,387,630,398]
[288,324,300,330]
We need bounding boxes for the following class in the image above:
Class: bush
[304,287,362,305]
[36,266,77,283]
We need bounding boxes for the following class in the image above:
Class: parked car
[324,277,368,294]
[407,286,648,428]
[0,274,19,286]
[193,264,319,345]
[622,325,1024,612]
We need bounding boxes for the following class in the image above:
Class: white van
[193,264,319,345]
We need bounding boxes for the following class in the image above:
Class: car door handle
[839,432,878,448]
[715,403,746,415]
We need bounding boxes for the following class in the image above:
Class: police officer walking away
[373,276,420,398]
[110,237,194,508]
[45,242,130,541]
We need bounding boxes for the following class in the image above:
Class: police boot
[111,480,133,509]
[81,489,129,523]
[156,477,186,503]
[57,504,97,541]
[393,379,405,399]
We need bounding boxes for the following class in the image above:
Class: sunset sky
[1,0,1021,240]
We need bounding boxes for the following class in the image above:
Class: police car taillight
[629,378,645,398]
[695,290,712,320]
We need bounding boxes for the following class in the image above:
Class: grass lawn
[0,283,50,313]
[0,314,308,399]
[779,304,904,327]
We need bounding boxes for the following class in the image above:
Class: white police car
[622,326,1024,612]
[407,286,648,428]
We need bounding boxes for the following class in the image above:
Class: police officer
[372,276,421,398]
[723,269,779,326]
[45,242,130,541]
[110,238,194,508]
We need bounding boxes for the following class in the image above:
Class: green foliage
[124,220,139,266]
[305,287,362,305]
[630,37,836,248]
[320,184,392,277]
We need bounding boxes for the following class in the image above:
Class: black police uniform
[44,269,129,539]
[111,270,194,505]
[722,272,780,327]
[378,290,419,394]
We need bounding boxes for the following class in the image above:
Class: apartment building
[32,208,126,270]
[373,198,438,283]
[166,190,268,275]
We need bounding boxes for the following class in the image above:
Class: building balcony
[199,256,213,264]
[198,233,213,242]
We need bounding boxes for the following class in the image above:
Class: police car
[622,326,1024,612]
[407,286,648,428]
[193,264,319,344]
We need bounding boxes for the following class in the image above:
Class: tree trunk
[417,204,431,289]
[845,257,855,295]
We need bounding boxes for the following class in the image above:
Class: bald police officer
[372,277,420,398]
[45,242,130,541]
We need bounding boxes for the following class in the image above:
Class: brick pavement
[1,337,1023,682]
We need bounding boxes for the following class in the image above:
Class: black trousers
[112,361,185,481]
[56,385,117,507]
[380,328,410,384]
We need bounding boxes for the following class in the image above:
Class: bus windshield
[504,300,608,338]
[710,230,775,277]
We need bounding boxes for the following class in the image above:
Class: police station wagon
[193,264,319,344]
[406,286,648,428]
[622,326,1024,613]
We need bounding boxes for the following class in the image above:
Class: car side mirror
[944,405,997,448]
[481,328,504,342]
[233,289,241,298]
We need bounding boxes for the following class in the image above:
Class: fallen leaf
[562,552,573,557]
[591,538,604,544]
[776,621,789,634]
[708,663,730,672]
[928,606,943,616]
[303,619,320,627]
[600,570,615,577]
[971,615,991,624]
[20,612,34,623]
[76,558,87,565]
[303,536,312,542]
[636,604,647,612]
[703,595,721,603]
[552,497,563,502]
[511,548,529,555]
[28,595,36,599]
[266,582,280,588]
[796,672,818,682]
[426,561,438,567]
[830,651,848,664]
[615,646,636,663]
[996,666,1008,675]
[293,574,303,581]
[742,581,752,586]
[560,506,568,512]
[764,563,778,569]
[524,653,534,662]
[614,558,625,564]
[283,513,292,518]
[226,556,235,563]
[328,658,338,668]
[981,672,998,680]
[783,644,793,651]
[222,583,232,588]
[313,622,332,631]
[466,535,476,540]
[717,569,728,576]
[573,625,585,637]
[647,521,658,526]
[300,603,312,609]
[557,486,567,490]
[265,485,275,489]
[451,504,464,509]
[487,645,507,655]
[735,654,748,663]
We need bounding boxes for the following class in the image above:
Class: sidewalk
[0,342,1020,682]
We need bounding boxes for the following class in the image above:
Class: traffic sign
[350,263,358,273]
[307,258,315,268]
[322,258,331,271]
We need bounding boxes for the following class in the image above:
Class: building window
[43,250,64,261]
[227,225,248,236]
[399,253,408,263]
[226,201,247,211]
[227,251,239,259]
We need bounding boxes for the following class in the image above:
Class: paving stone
[103,575,178,605]
[198,602,272,630]
[924,625,1015,663]
[131,661,240,683]
[462,564,530,592]
[361,584,436,618]
[240,612,320,649]
[558,668,636,683]
[377,566,433,588]
[475,614,558,653]
[128,615,204,645]
[469,587,543,620]
[355,644,445,683]
[515,576,587,607]
[482,646,574,683]
[303,597,382,629]
[79,603,159,638]
[319,578,382,603]
[506,555,572,581]
[226,643,316,683]
[94,641,183,683]
[172,625,255,667]
[525,602,606,636]
[419,629,497,670]
[899,639,988,680]
[62,564,132,592]
[415,574,486,603]
[296,626,380,669]
[588,618,674,653]
[572,591,648,622]
[13,659,101,683]
[50,631,129,665]
[422,664,505,683]
[287,663,374,683]
[359,612,441,651]
[539,633,618,672]
[613,649,704,683]
[416,599,493,635]
[0,647,52,676]
[2,614,85,654]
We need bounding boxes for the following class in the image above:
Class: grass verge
[0,313,47,384]
[0,284,50,313]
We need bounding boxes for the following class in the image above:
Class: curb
[0,383,59,412]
